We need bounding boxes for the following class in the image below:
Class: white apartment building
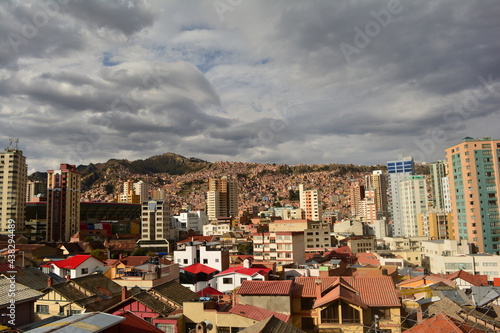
[172,210,208,233]
[253,231,305,265]
[203,221,231,236]
[173,241,229,272]
[400,175,428,237]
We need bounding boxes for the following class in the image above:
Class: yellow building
[418,211,454,240]
[292,276,402,333]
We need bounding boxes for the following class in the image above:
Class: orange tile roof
[403,312,487,333]
[293,276,400,307]
[442,270,489,287]
[229,304,289,322]
[237,280,293,296]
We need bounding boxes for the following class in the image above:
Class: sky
[0,0,499,173]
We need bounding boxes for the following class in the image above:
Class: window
[215,258,220,262]
[301,297,315,310]
[183,259,188,264]
[36,305,49,313]
[81,268,88,274]
[69,310,81,315]
[223,278,233,284]
[203,259,208,264]
[240,278,247,284]
[155,323,175,333]
[374,307,391,319]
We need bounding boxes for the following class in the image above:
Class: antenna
[15,138,19,149]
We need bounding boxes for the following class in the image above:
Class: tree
[132,248,147,256]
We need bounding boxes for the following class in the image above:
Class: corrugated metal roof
[239,315,306,333]
[237,280,293,296]
[229,304,290,322]
[0,278,43,306]
[24,312,125,333]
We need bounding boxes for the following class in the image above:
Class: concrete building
[134,180,150,203]
[428,253,500,282]
[430,161,447,210]
[253,231,305,265]
[173,241,229,272]
[207,176,238,220]
[46,164,81,242]
[400,175,428,237]
[137,200,171,253]
[418,210,454,240]
[0,145,27,234]
[172,210,208,234]
[387,157,415,237]
[370,170,389,220]
[349,181,365,218]
[299,184,322,221]
[269,219,332,250]
[26,180,46,202]
[445,137,500,254]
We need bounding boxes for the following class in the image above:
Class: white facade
[174,242,227,271]
[134,180,150,203]
[48,257,104,279]
[429,254,500,281]
[400,176,428,237]
[203,222,231,236]
[442,177,452,213]
[387,157,414,237]
[172,210,208,233]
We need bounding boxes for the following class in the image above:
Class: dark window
[301,297,315,310]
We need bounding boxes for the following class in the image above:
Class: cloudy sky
[1,0,499,173]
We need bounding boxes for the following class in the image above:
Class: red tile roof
[216,266,271,277]
[229,304,289,322]
[403,312,487,333]
[182,263,218,275]
[442,270,489,287]
[293,276,400,307]
[51,255,96,269]
[196,286,224,297]
[237,280,293,296]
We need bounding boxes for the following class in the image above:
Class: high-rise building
[46,164,81,242]
[445,137,500,254]
[26,180,47,202]
[299,184,322,221]
[370,170,388,220]
[133,180,150,203]
[206,176,238,220]
[429,161,446,210]
[387,157,415,237]
[137,200,171,253]
[349,182,365,217]
[400,175,428,237]
[0,146,27,233]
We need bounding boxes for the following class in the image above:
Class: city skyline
[0,0,498,173]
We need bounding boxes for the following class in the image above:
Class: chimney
[119,253,123,260]
[416,307,423,323]
[47,277,53,287]
[315,279,322,299]
[65,275,71,281]
[122,286,128,301]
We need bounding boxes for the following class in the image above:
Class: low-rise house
[0,278,44,326]
[215,261,271,293]
[41,254,105,279]
[34,273,122,320]
[106,280,200,332]
[239,315,306,333]
[4,267,65,291]
[292,276,402,332]
[180,263,219,292]
[403,312,489,333]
